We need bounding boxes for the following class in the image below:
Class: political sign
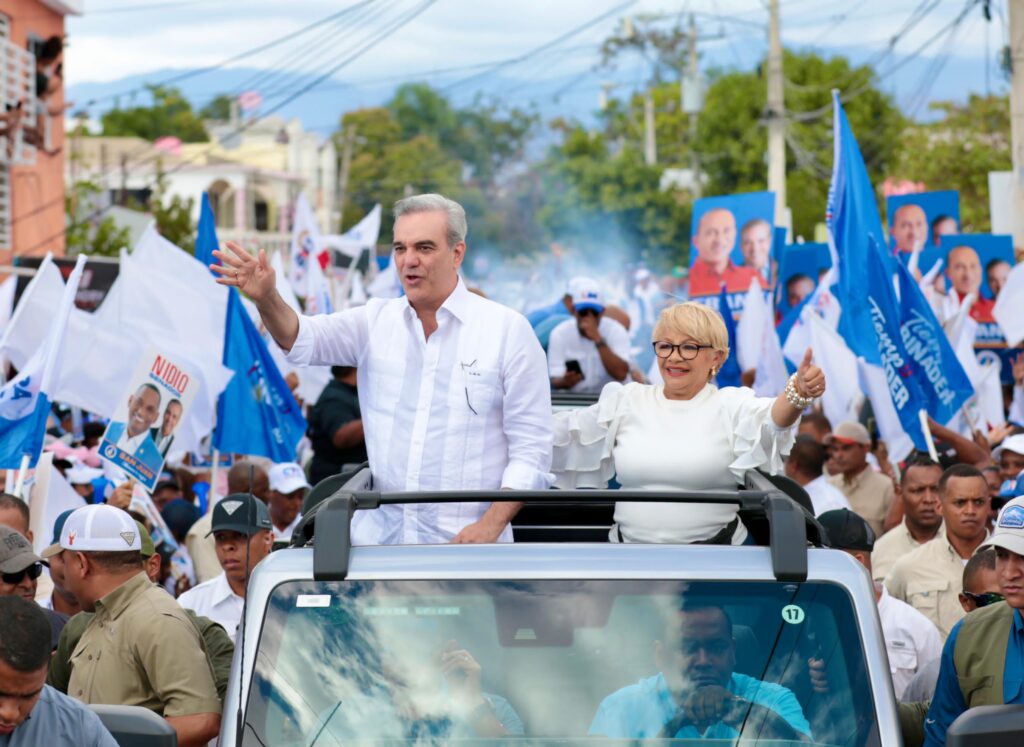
[938,233,1015,300]
[887,190,960,278]
[688,191,775,301]
[100,350,199,491]
[776,242,832,314]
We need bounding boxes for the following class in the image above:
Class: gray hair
[393,193,468,248]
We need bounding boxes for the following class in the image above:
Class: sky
[64,0,1010,132]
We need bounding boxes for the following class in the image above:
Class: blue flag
[893,258,974,425]
[195,193,218,269]
[716,285,742,388]
[826,92,886,365]
[214,289,308,462]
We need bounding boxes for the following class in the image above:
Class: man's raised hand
[211,241,276,303]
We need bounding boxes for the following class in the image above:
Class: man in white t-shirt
[177,493,273,637]
[784,437,850,516]
[818,509,942,700]
[267,462,310,542]
[548,279,631,394]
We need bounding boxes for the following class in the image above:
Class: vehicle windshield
[241,580,879,747]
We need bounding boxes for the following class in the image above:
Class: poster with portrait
[886,190,960,276]
[775,242,832,314]
[938,233,1019,383]
[99,350,199,492]
[687,192,775,318]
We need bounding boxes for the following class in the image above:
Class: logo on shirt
[999,505,1024,529]
[120,531,136,547]
[221,500,242,516]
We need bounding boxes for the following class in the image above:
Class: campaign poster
[688,192,775,305]
[886,190,960,276]
[938,233,1020,383]
[775,242,832,314]
[99,351,198,492]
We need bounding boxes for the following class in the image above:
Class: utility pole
[643,91,657,166]
[684,14,702,198]
[1009,0,1024,249]
[766,0,787,227]
[336,125,356,229]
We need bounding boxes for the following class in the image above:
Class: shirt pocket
[886,642,919,679]
[906,580,948,619]
[454,365,501,417]
[957,674,995,707]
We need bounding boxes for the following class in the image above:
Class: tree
[101,85,209,143]
[890,95,1010,232]
[65,180,132,258]
[199,94,234,121]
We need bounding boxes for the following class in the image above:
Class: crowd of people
[0,193,1022,745]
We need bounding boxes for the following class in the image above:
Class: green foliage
[199,94,234,121]
[146,173,196,254]
[101,85,209,143]
[65,181,132,258]
[890,94,1010,232]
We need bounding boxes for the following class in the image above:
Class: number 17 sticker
[781,605,805,624]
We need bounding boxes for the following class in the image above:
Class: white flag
[304,246,334,315]
[0,254,64,369]
[326,203,382,260]
[857,359,916,464]
[269,252,330,404]
[994,261,1024,346]
[288,193,326,295]
[736,279,788,397]
[367,255,402,299]
[806,310,861,428]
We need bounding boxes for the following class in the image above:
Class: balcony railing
[0,38,37,166]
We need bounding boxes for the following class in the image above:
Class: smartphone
[566,360,583,377]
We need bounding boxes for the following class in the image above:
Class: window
[242,579,880,747]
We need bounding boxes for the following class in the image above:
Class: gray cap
[0,526,45,573]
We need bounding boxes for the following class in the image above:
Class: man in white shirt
[177,493,273,637]
[212,193,552,546]
[548,279,631,394]
[818,509,943,700]
[267,462,309,542]
[783,437,850,516]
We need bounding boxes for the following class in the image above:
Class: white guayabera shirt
[287,279,553,545]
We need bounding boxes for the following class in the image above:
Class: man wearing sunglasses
[923,496,1024,746]
[0,526,67,650]
[548,279,631,393]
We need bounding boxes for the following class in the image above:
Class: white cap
[635,268,652,281]
[981,496,1024,557]
[269,462,311,494]
[571,278,604,313]
[43,504,142,557]
[993,434,1024,461]
[65,464,104,485]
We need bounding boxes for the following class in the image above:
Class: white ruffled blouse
[551,381,796,543]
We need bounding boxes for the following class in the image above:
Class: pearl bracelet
[785,374,814,410]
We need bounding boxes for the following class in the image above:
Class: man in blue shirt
[0,596,117,746]
[589,602,811,741]
[923,495,1024,746]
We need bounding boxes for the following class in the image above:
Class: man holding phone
[547,279,631,393]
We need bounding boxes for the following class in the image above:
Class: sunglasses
[1,562,43,586]
[576,308,601,317]
[962,591,1004,608]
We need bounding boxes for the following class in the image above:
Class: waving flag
[198,204,307,462]
[715,285,742,388]
[287,193,328,295]
[304,245,334,316]
[826,91,886,365]
[327,203,382,261]
[0,255,86,468]
[195,193,218,268]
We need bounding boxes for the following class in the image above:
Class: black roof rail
[292,476,826,584]
[550,391,600,407]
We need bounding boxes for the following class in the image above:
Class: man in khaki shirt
[43,505,221,747]
[827,422,895,537]
[186,460,270,583]
[884,465,990,639]
[872,457,944,582]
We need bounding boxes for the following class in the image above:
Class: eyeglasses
[962,591,1004,608]
[652,341,712,360]
[1,562,43,586]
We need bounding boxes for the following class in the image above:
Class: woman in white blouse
[552,302,826,544]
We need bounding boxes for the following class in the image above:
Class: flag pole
[209,448,220,514]
[12,454,30,498]
[918,409,939,462]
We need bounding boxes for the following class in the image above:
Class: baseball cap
[269,463,311,495]
[982,496,1024,557]
[993,434,1024,461]
[207,493,272,537]
[831,421,871,446]
[41,504,142,558]
[817,508,876,552]
[571,279,604,313]
[135,521,156,558]
[0,526,45,573]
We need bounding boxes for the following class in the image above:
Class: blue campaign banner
[688,191,775,298]
[887,190,961,249]
[776,243,832,314]
[938,233,1015,300]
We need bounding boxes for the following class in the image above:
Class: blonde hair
[652,302,730,359]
